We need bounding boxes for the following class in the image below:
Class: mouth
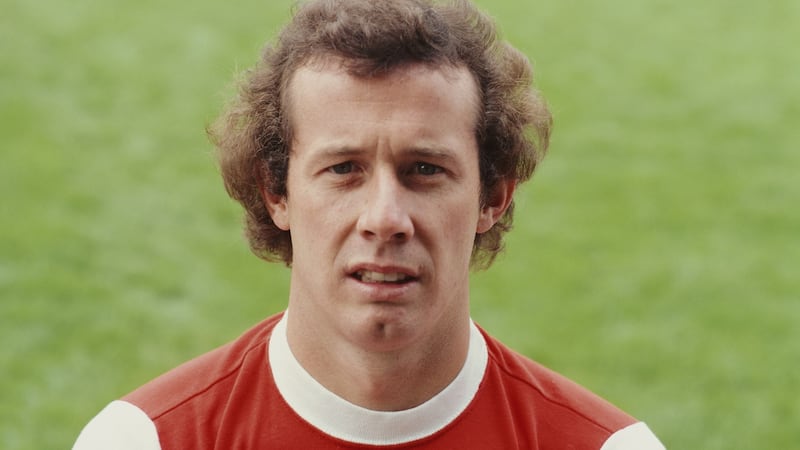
[351,270,417,284]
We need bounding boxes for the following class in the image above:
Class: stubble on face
[273,59,488,356]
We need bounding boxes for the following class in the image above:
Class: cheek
[435,201,481,254]
[290,196,356,248]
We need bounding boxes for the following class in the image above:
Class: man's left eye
[329,162,354,174]
[414,162,443,176]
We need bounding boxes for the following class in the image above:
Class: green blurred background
[1,0,797,448]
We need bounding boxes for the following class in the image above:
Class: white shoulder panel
[73,400,161,450]
[600,422,666,450]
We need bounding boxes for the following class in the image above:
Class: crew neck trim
[268,313,488,445]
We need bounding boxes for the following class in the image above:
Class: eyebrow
[405,146,458,161]
[309,145,459,163]
[314,146,365,158]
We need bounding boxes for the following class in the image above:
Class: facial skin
[265,59,514,409]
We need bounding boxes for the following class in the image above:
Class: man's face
[266,61,511,352]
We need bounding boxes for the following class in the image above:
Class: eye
[414,162,443,176]
[329,162,354,174]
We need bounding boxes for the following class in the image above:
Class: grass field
[2,0,798,448]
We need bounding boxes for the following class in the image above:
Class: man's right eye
[329,162,354,174]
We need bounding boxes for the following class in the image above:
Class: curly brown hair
[210,0,552,269]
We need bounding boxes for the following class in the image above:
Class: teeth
[357,271,410,283]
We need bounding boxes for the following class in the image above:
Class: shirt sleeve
[599,422,666,450]
[73,400,161,450]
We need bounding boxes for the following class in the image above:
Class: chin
[351,314,421,352]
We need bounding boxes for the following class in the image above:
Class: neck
[285,308,471,411]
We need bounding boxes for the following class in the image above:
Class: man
[75,0,665,448]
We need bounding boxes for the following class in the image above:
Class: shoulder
[480,328,633,430]
[123,313,283,420]
[73,401,160,450]
[478,327,665,449]
[123,314,281,420]
[601,422,665,450]
[74,313,284,449]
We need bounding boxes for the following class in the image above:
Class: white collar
[268,313,488,445]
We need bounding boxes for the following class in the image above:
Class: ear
[476,179,516,234]
[261,186,290,231]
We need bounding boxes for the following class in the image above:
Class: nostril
[392,232,408,241]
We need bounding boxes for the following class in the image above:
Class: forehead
[284,58,480,132]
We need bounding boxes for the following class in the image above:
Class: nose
[356,169,414,242]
